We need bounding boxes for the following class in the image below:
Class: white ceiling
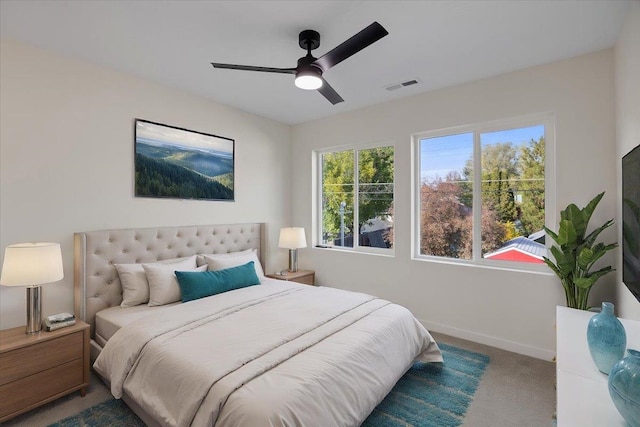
[0,0,631,125]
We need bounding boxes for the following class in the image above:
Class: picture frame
[134,119,235,201]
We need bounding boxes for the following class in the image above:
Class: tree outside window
[417,122,548,265]
[320,146,394,250]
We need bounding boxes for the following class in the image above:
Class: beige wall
[615,2,640,320]
[291,49,618,359]
[0,40,292,329]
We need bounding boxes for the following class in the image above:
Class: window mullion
[472,131,482,260]
[354,149,360,249]
[318,154,324,246]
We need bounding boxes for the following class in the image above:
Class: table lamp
[1,242,64,334]
[279,227,307,272]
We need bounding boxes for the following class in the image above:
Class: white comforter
[94,280,442,427]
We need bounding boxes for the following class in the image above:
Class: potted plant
[543,192,618,310]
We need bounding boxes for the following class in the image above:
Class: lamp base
[288,249,299,272]
[25,286,42,334]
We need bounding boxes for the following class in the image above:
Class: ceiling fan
[211,22,389,105]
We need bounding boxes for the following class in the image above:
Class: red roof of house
[484,235,546,264]
[484,248,544,263]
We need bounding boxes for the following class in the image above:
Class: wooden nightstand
[0,320,90,422]
[267,270,315,286]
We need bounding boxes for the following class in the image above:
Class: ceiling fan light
[295,66,323,90]
[295,75,323,90]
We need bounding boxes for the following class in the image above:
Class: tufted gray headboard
[74,223,265,338]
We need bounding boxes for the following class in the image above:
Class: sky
[136,120,233,154]
[420,124,544,182]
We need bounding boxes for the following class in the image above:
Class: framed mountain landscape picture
[134,119,234,201]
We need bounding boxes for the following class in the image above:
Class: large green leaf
[577,242,617,274]
[563,204,586,239]
[584,219,614,247]
[583,266,615,285]
[544,226,560,245]
[581,243,607,270]
[550,246,575,276]
[574,277,597,290]
[558,219,578,247]
[543,256,562,277]
[592,242,618,255]
[582,192,605,230]
[573,266,614,291]
[577,247,594,270]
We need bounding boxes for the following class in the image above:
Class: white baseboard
[420,319,556,361]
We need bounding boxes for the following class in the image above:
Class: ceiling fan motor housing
[297,55,321,71]
[296,51,323,82]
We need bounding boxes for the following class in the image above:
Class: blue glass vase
[608,349,640,427]
[586,302,626,374]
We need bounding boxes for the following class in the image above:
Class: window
[414,114,553,268]
[319,145,394,251]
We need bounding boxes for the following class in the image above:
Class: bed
[74,223,442,427]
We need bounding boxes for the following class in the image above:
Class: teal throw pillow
[175,261,260,302]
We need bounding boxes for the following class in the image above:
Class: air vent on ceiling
[385,78,422,91]
[401,79,419,87]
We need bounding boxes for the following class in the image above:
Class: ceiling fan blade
[211,63,296,74]
[313,22,388,72]
[317,78,344,105]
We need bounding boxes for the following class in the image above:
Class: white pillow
[204,249,265,280]
[196,248,252,267]
[144,261,206,307]
[116,256,197,308]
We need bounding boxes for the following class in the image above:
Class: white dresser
[556,305,640,426]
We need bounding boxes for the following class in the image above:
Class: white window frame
[411,112,556,273]
[314,141,396,256]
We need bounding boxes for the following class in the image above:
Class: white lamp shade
[279,228,307,249]
[0,242,64,287]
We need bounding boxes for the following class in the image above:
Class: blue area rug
[49,343,488,427]
[48,399,143,427]
[363,343,490,427]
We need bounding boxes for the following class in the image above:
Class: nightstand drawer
[0,331,82,386]
[0,358,83,419]
[293,274,314,285]
[266,270,315,286]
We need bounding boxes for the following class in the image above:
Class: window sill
[411,254,555,276]
[313,245,395,258]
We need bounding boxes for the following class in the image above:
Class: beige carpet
[1,332,556,427]
[432,333,556,427]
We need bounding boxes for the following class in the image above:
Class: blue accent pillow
[175,261,260,302]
